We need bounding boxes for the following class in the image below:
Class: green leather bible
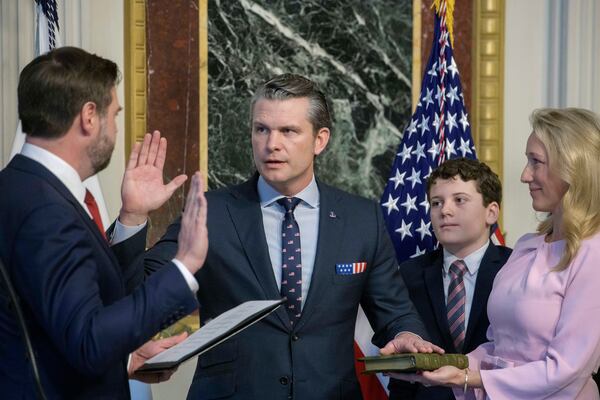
[359,353,468,374]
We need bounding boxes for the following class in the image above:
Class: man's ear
[80,101,98,136]
[485,201,500,226]
[314,127,330,156]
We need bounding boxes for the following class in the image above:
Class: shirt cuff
[127,353,132,374]
[172,258,199,293]
[111,219,147,245]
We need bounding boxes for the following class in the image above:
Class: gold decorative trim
[199,0,208,183]
[412,0,422,111]
[124,0,147,157]
[472,0,505,223]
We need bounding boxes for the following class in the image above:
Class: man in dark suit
[0,47,209,399]
[388,158,512,400]
[141,74,442,400]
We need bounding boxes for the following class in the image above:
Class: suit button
[279,376,289,385]
[291,334,299,341]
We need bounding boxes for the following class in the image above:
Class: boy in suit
[388,157,512,400]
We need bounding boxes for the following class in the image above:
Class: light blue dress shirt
[257,176,320,309]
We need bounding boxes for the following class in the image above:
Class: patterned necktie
[84,189,106,240]
[447,259,467,352]
[277,197,302,326]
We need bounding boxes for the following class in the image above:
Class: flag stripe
[354,306,389,398]
[353,342,389,399]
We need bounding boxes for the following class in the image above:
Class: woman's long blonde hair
[531,108,600,270]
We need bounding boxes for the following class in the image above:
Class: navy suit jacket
[0,155,198,399]
[142,175,427,400]
[388,243,512,400]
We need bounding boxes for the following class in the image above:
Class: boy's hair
[426,158,502,206]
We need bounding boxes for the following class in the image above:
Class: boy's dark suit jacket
[388,243,512,400]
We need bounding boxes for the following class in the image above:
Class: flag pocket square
[336,262,367,275]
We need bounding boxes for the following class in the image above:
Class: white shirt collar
[442,240,490,276]
[20,142,88,209]
[257,175,319,209]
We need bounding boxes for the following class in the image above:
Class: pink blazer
[454,232,600,399]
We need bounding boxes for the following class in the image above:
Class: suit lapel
[10,155,119,266]
[295,182,343,332]
[465,244,502,347]
[225,177,290,329]
[424,251,456,351]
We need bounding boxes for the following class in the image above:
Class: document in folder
[139,299,285,371]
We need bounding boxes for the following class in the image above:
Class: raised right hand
[120,131,187,225]
[175,172,208,274]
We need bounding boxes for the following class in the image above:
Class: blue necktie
[447,260,467,352]
[277,197,302,326]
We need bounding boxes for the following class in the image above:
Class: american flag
[380,1,485,262]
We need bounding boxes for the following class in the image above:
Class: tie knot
[449,260,467,277]
[84,189,96,206]
[277,197,301,213]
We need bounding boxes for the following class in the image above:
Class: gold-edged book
[359,353,468,374]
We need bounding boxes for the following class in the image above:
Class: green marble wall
[208,0,412,200]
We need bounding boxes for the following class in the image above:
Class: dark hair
[250,73,332,133]
[18,46,120,139]
[427,157,502,206]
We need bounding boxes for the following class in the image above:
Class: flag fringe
[432,0,455,46]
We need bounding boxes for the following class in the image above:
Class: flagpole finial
[432,0,455,47]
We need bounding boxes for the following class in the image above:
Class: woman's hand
[389,366,481,389]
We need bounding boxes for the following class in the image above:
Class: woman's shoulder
[512,232,545,252]
[576,230,600,255]
[582,230,600,243]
